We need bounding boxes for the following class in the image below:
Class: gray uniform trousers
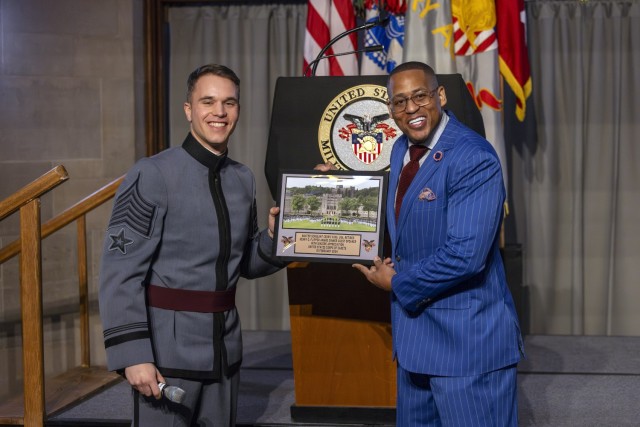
[132,374,240,427]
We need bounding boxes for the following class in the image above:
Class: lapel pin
[433,151,443,162]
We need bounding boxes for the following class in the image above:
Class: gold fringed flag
[496,0,532,121]
[451,0,508,193]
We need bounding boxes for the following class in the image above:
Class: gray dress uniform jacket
[99,133,285,380]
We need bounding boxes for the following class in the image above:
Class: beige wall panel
[3,0,120,37]
[0,77,102,161]
[3,33,74,76]
[74,37,133,78]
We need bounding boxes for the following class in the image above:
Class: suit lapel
[394,115,458,235]
[387,136,406,244]
[394,152,442,232]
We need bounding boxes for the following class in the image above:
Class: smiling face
[387,68,447,144]
[183,73,240,154]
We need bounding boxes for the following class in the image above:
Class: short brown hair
[186,64,240,102]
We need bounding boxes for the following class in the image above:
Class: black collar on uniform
[182,132,227,172]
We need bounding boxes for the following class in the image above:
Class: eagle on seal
[343,113,390,155]
[343,113,389,132]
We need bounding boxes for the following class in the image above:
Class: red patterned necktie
[395,144,429,222]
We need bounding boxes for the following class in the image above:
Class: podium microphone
[307,17,390,77]
[158,382,186,404]
[304,45,384,77]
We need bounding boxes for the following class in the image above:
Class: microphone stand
[307,17,389,77]
[303,45,384,78]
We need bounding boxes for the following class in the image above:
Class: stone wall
[0,0,143,401]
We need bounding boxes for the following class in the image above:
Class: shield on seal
[352,131,384,165]
[343,112,390,165]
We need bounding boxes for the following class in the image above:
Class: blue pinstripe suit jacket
[388,112,524,377]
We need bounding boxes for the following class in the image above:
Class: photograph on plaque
[273,170,387,264]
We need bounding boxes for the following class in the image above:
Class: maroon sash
[147,284,236,313]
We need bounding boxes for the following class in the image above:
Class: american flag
[303,0,358,76]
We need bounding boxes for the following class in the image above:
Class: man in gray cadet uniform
[99,64,286,426]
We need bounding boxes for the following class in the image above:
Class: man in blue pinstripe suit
[353,62,525,426]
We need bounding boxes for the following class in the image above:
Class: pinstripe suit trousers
[397,363,518,427]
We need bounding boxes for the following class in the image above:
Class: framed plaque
[273,170,388,264]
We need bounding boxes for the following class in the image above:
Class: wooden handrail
[0,166,68,221]
[0,166,68,427]
[0,176,124,265]
[0,168,124,426]
[20,199,44,426]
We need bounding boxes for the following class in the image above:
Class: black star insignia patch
[108,228,134,254]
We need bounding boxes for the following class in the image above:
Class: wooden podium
[287,262,395,422]
[265,75,484,423]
